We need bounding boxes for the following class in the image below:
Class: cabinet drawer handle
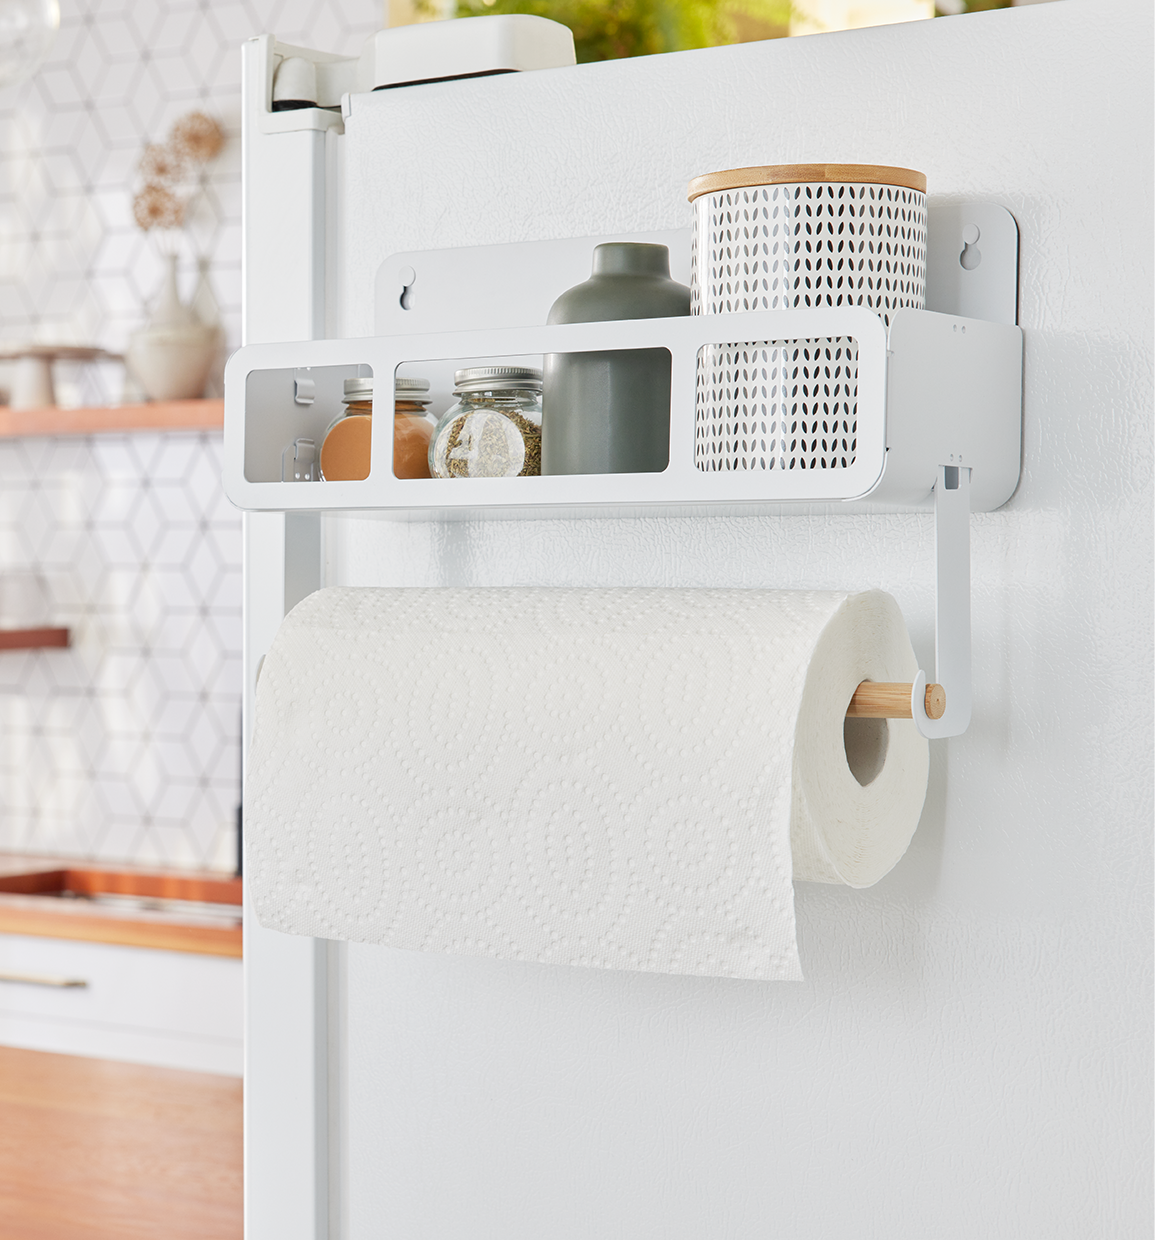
[0,970,88,989]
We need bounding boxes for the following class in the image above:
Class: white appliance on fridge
[233,3,1151,1236]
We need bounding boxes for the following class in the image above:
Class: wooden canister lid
[687,163,927,202]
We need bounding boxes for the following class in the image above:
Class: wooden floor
[0,1045,241,1240]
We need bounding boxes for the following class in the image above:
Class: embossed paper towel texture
[246,587,928,982]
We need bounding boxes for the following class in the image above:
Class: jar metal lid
[686,163,927,202]
[395,376,430,394]
[453,365,543,394]
[342,376,431,402]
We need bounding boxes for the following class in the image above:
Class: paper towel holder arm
[845,465,971,735]
[913,464,972,739]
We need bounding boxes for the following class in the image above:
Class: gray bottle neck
[591,243,672,278]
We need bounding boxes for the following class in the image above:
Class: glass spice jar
[429,366,542,479]
[319,376,435,481]
[391,377,435,479]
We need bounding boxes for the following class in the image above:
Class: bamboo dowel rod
[846,681,946,721]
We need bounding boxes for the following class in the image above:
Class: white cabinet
[0,933,242,1076]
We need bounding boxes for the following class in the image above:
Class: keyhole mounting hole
[398,265,416,310]
[959,242,982,271]
[844,716,889,787]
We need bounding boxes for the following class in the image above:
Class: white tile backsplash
[0,432,244,868]
[0,2,382,868]
[0,0,381,388]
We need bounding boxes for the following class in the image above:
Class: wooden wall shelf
[0,627,70,651]
[0,398,223,438]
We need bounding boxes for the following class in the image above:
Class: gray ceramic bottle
[542,242,690,475]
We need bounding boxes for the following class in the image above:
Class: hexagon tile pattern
[0,2,383,870]
[0,0,382,393]
[0,432,241,868]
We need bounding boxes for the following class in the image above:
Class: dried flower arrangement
[126,111,228,402]
[132,111,226,254]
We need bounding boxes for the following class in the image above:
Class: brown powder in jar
[319,414,371,481]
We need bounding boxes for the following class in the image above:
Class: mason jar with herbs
[429,366,542,479]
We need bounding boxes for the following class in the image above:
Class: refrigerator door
[242,5,1152,1238]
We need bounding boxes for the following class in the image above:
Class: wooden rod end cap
[924,683,946,720]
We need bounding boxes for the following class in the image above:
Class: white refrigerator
[234,2,1152,1236]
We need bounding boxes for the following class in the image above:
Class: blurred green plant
[430,0,1013,64]
[935,0,1011,11]
[441,0,795,61]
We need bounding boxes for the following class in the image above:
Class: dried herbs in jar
[429,366,542,479]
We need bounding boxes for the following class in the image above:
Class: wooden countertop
[0,854,242,958]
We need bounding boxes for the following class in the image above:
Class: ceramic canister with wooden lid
[686,163,926,474]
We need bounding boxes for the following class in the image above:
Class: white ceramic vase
[126,253,218,401]
[191,256,226,395]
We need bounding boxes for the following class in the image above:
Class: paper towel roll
[246,587,928,982]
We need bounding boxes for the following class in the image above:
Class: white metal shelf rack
[224,212,1022,742]
[224,303,1020,520]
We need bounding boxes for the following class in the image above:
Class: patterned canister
[687,163,926,474]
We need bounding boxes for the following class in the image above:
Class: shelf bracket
[0,627,70,651]
[912,465,971,739]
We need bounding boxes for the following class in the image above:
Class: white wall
[325,3,1151,1234]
